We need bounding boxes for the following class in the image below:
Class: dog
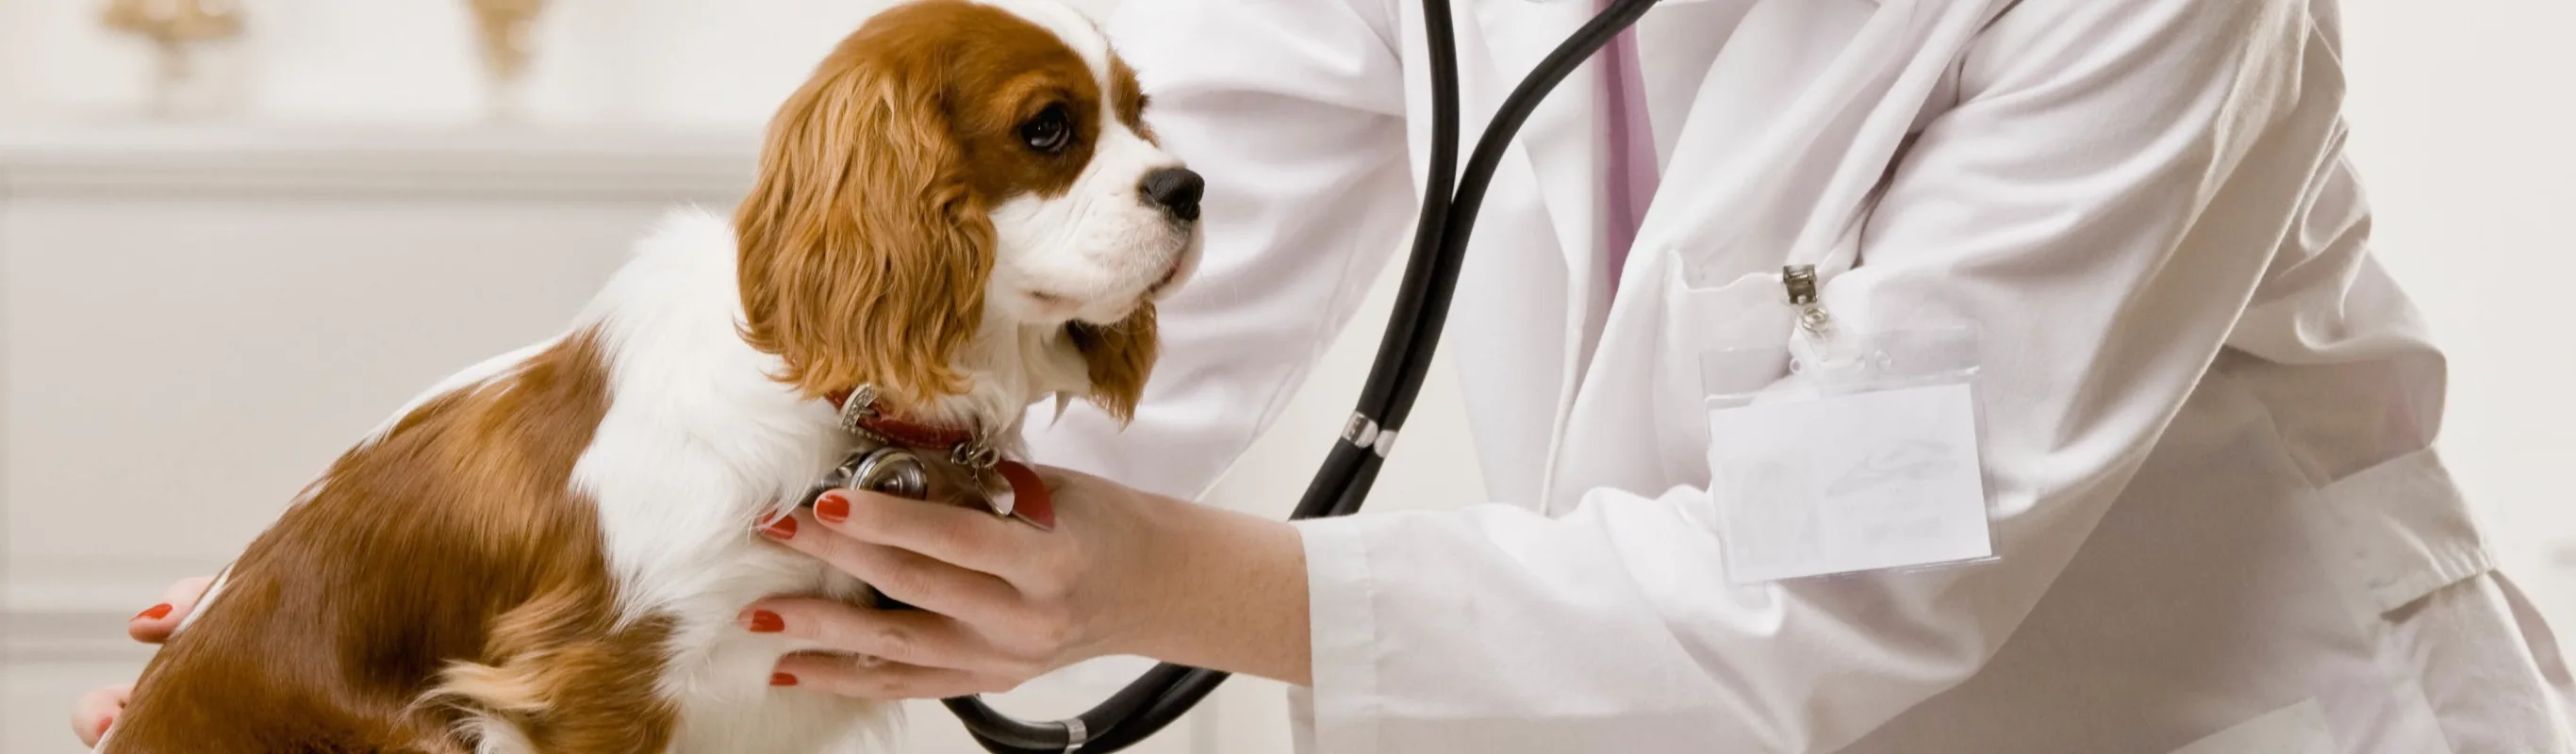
[94,0,1200,750]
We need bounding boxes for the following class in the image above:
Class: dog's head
[735,0,1197,422]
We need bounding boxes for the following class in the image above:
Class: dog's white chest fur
[649,544,887,754]
[446,210,910,752]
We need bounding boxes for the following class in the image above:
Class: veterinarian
[78,0,2576,750]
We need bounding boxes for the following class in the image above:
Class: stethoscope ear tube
[946,1,1663,750]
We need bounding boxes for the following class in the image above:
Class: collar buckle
[835,385,881,434]
[831,383,991,466]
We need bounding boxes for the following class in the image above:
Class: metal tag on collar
[949,441,1011,516]
[989,460,1059,531]
[978,467,1018,518]
[836,385,880,434]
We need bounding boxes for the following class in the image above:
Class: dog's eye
[1020,104,1074,155]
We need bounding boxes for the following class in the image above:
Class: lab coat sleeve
[1293,0,2327,751]
[1020,0,1419,501]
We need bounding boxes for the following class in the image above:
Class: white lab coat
[1025,0,2576,751]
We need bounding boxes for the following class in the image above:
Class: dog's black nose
[1140,167,1204,221]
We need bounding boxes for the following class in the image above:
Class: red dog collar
[825,385,980,454]
[823,385,1051,528]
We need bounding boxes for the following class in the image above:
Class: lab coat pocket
[1653,269,1794,484]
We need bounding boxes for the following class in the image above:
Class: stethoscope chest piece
[801,446,932,509]
[852,448,931,500]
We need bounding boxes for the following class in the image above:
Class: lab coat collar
[1469,0,1600,290]
[1467,0,1609,496]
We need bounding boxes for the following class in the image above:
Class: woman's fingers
[72,684,131,746]
[84,576,215,746]
[760,510,1020,625]
[745,598,1046,680]
[773,651,1018,700]
[129,574,217,644]
[807,490,1048,584]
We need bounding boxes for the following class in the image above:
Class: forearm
[1118,493,1313,686]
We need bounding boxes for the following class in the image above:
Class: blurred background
[0,1,2567,752]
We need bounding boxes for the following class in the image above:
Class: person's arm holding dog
[748,467,1313,695]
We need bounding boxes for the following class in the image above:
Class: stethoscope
[872,0,1670,750]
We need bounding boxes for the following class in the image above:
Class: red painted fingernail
[815,492,850,524]
[136,603,172,621]
[770,672,799,687]
[742,609,784,633]
[760,516,798,539]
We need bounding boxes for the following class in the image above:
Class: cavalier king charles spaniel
[94,0,1198,751]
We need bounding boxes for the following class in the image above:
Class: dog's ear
[734,41,990,407]
[1066,305,1158,424]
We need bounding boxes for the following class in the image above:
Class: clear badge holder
[1698,275,2000,585]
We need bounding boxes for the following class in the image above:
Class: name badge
[1700,325,1996,584]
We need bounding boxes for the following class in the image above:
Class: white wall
[0,0,1124,128]
[2337,1,2576,627]
[2,0,2570,752]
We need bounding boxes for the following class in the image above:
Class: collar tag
[993,460,1055,531]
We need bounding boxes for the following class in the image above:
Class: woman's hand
[71,575,216,746]
[747,464,1312,699]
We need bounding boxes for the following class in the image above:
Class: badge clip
[1783,264,1831,338]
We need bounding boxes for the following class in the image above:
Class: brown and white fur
[96,1,1199,751]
